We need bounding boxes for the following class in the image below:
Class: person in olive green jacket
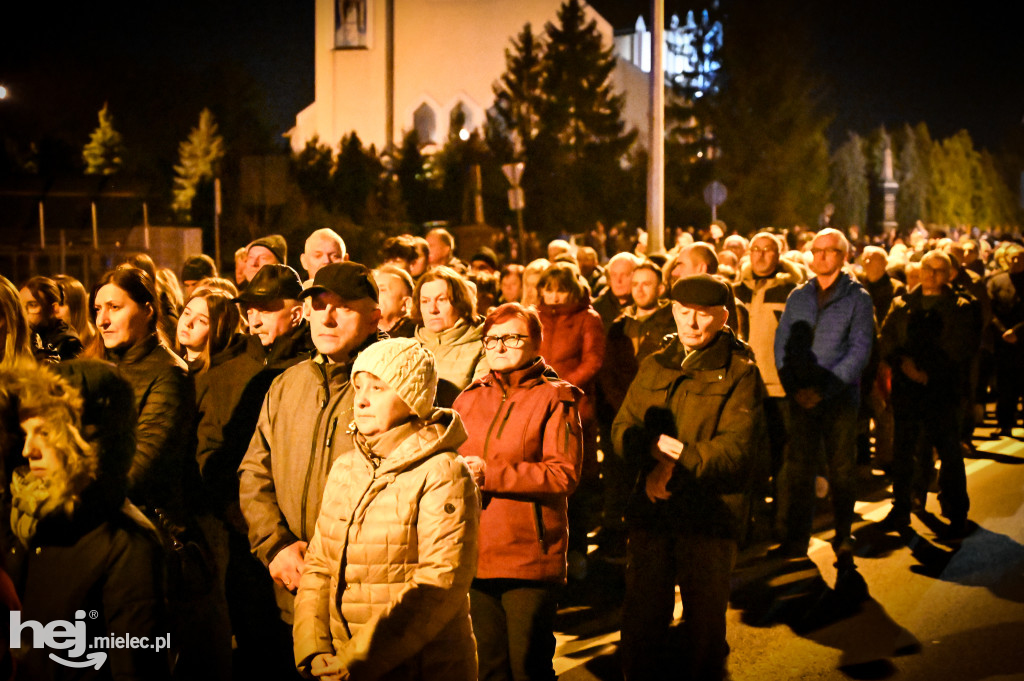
[613,274,766,681]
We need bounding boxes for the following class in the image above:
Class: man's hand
[311,653,348,681]
[645,461,675,503]
[900,356,929,385]
[1003,328,1018,344]
[794,388,823,410]
[461,455,486,487]
[651,434,684,465]
[269,540,307,592]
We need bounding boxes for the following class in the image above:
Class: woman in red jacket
[453,303,583,681]
[536,263,605,570]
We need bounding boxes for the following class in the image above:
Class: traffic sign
[502,162,525,188]
[704,180,727,208]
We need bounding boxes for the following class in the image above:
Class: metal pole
[38,201,45,248]
[516,208,526,264]
[91,202,99,249]
[143,202,150,250]
[214,177,222,268]
[59,230,66,275]
[646,0,666,255]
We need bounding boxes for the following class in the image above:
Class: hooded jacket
[292,410,480,681]
[612,330,766,539]
[4,361,169,681]
[733,259,803,398]
[414,320,489,408]
[536,301,605,421]
[453,358,582,582]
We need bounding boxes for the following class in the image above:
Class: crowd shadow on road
[730,556,919,679]
[895,514,1024,604]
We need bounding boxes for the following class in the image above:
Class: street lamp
[0,84,8,100]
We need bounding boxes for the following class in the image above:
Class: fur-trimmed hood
[737,257,806,288]
[1,360,137,536]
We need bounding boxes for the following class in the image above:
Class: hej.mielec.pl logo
[9,609,171,669]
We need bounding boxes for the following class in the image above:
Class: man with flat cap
[194,262,315,678]
[239,262,383,636]
[613,273,766,681]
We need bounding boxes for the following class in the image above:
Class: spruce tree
[896,124,928,229]
[542,0,633,161]
[333,133,382,225]
[492,23,546,154]
[829,133,869,231]
[172,108,225,221]
[83,103,125,175]
[293,136,335,211]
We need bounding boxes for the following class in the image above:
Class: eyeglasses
[810,248,844,256]
[482,333,528,350]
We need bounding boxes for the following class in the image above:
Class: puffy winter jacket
[415,320,489,407]
[536,301,605,421]
[733,260,802,398]
[453,358,582,582]
[292,411,480,681]
[106,333,197,523]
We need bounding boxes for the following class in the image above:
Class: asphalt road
[552,425,1024,681]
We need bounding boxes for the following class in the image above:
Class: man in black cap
[238,262,383,643]
[193,262,314,679]
[613,273,766,681]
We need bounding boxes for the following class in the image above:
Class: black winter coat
[106,334,197,523]
[194,323,313,516]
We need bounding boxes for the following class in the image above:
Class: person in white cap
[293,337,480,681]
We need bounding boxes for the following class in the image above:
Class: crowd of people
[0,219,1015,680]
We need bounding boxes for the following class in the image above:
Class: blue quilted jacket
[773,271,875,402]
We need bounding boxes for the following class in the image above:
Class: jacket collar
[656,327,738,373]
[538,300,589,317]
[484,356,557,391]
[355,409,468,474]
[416,319,482,346]
[739,258,803,287]
[109,332,159,364]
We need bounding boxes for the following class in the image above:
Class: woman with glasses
[453,302,583,681]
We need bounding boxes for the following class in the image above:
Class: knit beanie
[247,234,288,266]
[352,338,437,418]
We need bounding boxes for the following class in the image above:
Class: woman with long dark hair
[93,265,231,679]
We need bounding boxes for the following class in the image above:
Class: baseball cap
[299,262,378,303]
[233,264,303,304]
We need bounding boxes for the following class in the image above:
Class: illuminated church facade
[289,0,720,154]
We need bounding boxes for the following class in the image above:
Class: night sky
[2,0,1022,153]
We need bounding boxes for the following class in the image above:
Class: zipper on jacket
[481,385,509,462]
[532,502,547,551]
[495,402,515,439]
[300,365,332,539]
[325,417,338,450]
